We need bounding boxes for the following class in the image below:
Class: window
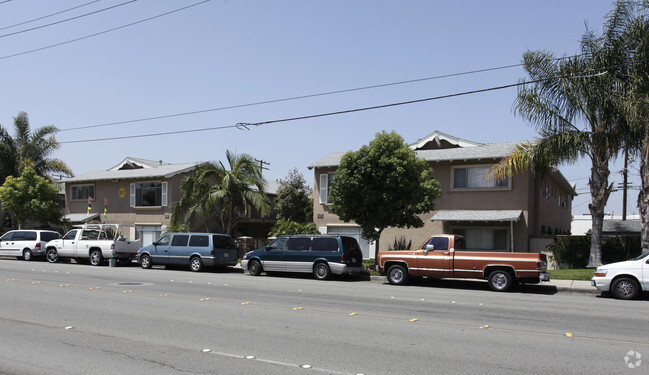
[452,166,508,190]
[171,234,189,246]
[213,235,236,250]
[311,237,338,251]
[287,237,311,251]
[130,182,168,207]
[40,232,60,242]
[452,228,507,250]
[423,237,449,251]
[63,230,78,240]
[319,173,335,204]
[156,234,172,246]
[71,185,94,200]
[189,235,209,247]
[267,237,287,251]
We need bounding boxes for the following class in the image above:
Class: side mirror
[424,244,435,251]
[265,246,272,251]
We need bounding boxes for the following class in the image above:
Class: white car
[0,230,61,261]
[591,251,649,299]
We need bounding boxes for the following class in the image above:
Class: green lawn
[548,269,594,281]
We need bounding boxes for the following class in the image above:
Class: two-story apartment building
[60,157,277,247]
[308,131,577,258]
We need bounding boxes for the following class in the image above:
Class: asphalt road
[0,259,647,374]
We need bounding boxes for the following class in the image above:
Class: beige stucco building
[308,131,576,258]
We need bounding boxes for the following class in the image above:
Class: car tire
[190,256,203,272]
[386,264,409,285]
[23,249,33,261]
[248,260,262,276]
[89,250,103,266]
[140,254,152,269]
[313,263,331,280]
[46,248,59,263]
[488,270,513,292]
[611,277,640,300]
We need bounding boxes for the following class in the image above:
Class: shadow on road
[379,277,559,295]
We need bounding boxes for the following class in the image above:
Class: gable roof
[62,157,200,183]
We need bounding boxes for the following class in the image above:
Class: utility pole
[255,159,270,176]
[623,148,628,221]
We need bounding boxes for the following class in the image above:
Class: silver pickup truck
[45,224,142,266]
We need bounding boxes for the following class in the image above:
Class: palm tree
[0,111,72,182]
[171,151,270,235]
[204,150,270,235]
[492,7,632,267]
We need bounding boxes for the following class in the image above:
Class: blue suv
[241,235,364,280]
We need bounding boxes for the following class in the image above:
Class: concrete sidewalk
[547,279,598,295]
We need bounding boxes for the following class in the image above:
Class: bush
[548,235,642,268]
[390,236,412,250]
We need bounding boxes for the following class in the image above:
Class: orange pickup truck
[376,234,550,292]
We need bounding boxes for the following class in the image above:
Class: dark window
[171,235,189,247]
[156,235,171,246]
[189,235,209,247]
[341,237,361,253]
[136,183,162,206]
[287,237,311,251]
[71,185,94,200]
[311,237,338,251]
[40,232,60,242]
[213,235,236,249]
[0,232,14,241]
[63,230,77,240]
[267,237,287,251]
[20,231,37,241]
[425,237,449,251]
[454,236,466,250]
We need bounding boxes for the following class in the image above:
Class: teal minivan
[241,235,364,280]
[136,233,238,272]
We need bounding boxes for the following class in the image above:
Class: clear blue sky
[0,0,636,216]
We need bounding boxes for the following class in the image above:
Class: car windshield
[634,251,649,260]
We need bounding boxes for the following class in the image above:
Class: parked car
[0,230,61,261]
[241,235,364,280]
[136,233,238,272]
[591,250,649,300]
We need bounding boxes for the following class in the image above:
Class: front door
[261,237,287,272]
[413,236,452,278]
[0,232,17,256]
[150,234,172,264]
[58,230,79,257]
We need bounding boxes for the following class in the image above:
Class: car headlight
[594,269,607,277]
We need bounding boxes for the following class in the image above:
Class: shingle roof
[307,141,520,169]
[62,157,200,183]
[431,210,523,222]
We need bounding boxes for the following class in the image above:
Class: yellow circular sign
[119,187,126,198]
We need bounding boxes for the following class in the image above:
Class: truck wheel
[248,260,262,276]
[488,270,513,292]
[190,256,203,272]
[89,250,103,266]
[386,265,409,285]
[46,248,59,263]
[140,254,152,269]
[22,249,33,261]
[611,277,640,300]
[313,263,331,280]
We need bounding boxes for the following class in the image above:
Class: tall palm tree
[171,151,270,235]
[204,150,270,235]
[493,7,632,267]
[0,112,72,182]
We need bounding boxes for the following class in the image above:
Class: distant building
[309,131,577,258]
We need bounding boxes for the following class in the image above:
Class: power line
[0,1,101,31]
[59,63,526,132]
[0,0,211,60]
[0,0,137,38]
[59,79,535,144]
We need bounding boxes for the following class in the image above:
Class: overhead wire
[0,0,101,31]
[0,0,211,60]
[0,0,138,38]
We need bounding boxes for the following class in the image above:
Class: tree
[0,112,72,183]
[274,168,313,223]
[171,151,270,235]
[0,167,61,228]
[268,219,319,237]
[492,6,635,267]
[329,131,442,260]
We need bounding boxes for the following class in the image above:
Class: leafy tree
[274,168,313,223]
[492,6,635,267]
[268,219,319,237]
[171,151,270,235]
[329,131,442,259]
[0,112,72,183]
[0,167,61,228]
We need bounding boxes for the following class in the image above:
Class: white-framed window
[70,185,94,200]
[452,227,508,250]
[130,182,168,207]
[451,165,509,190]
[319,173,335,204]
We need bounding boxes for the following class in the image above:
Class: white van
[0,230,61,261]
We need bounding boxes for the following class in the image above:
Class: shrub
[548,235,642,268]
